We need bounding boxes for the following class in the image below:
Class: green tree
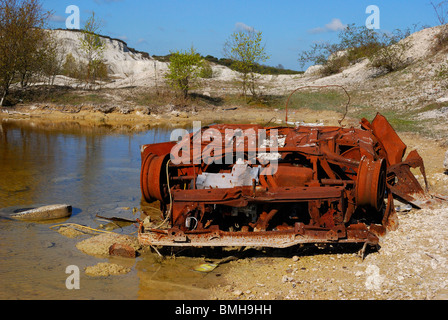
[0,0,51,106]
[79,11,107,88]
[165,47,204,99]
[223,29,270,99]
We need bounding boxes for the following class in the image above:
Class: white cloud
[235,22,255,32]
[309,18,347,34]
[136,38,148,45]
[326,18,347,31]
[49,14,66,23]
[309,26,326,34]
[94,0,123,4]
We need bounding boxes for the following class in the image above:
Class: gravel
[211,203,448,300]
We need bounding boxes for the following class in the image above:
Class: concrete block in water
[10,204,72,221]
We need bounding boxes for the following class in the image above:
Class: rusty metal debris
[109,243,137,258]
[137,88,438,250]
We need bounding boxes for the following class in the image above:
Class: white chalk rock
[10,204,72,221]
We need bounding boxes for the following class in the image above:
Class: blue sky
[43,0,442,71]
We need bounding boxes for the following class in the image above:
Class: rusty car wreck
[138,89,434,252]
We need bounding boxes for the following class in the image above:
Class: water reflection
[0,118,220,300]
[0,119,175,209]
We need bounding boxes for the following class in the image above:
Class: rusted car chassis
[138,113,429,250]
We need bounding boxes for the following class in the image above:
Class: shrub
[62,54,80,78]
[199,61,214,79]
[368,30,412,73]
[432,25,448,53]
[299,24,412,76]
[320,54,350,76]
[165,47,204,99]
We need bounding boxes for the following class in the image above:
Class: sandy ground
[207,130,448,301]
[209,204,448,301]
[2,104,448,300]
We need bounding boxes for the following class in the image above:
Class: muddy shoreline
[0,103,352,128]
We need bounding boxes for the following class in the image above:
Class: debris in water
[193,263,218,273]
[9,204,72,221]
[109,243,137,258]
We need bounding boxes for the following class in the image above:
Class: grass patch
[281,90,349,112]
[45,92,111,105]
[9,86,112,106]
[350,105,422,133]
[124,89,175,107]
[414,101,448,114]
[216,90,349,113]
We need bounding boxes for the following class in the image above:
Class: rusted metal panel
[370,113,407,166]
[138,223,381,249]
[387,150,429,208]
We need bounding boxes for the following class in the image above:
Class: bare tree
[0,0,51,106]
[431,1,448,25]
[431,1,448,52]
[39,36,67,86]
